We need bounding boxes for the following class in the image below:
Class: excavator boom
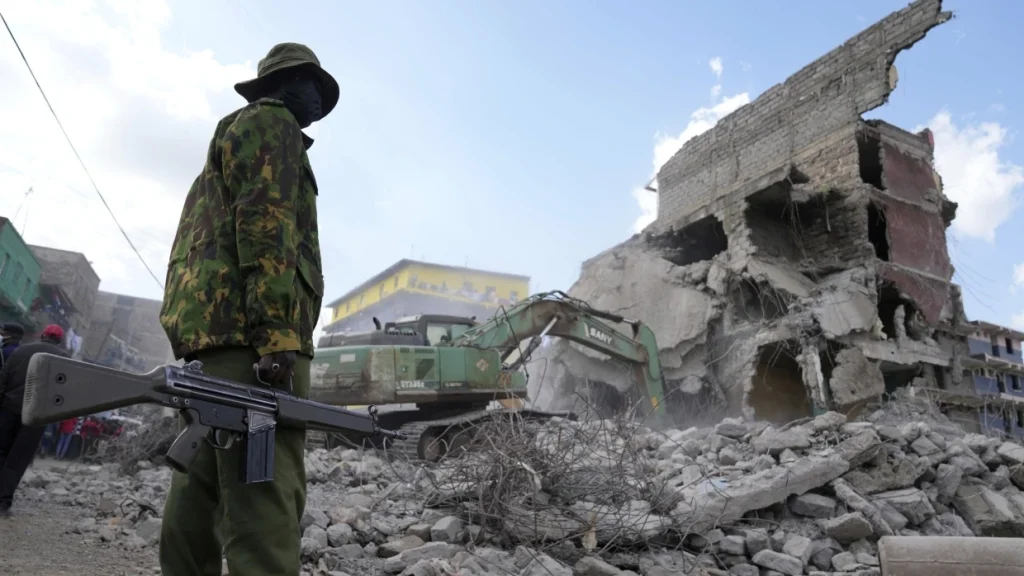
[449,291,668,417]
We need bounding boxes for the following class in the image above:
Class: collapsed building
[528,0,976,427]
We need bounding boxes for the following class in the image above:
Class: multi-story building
[82,291,176,373]
[0,217,41,332]
[27,245,100,352]
[963,321,1024,435]
[320,259,530,342]
[907,319,1024,439]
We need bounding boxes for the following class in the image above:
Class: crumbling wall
[742,183,873,274]
[654,0,952,230]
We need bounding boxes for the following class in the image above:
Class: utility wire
[0,11,164,290]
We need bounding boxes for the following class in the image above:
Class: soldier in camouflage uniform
[157,43,337,576]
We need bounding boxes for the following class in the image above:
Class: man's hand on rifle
[257,351,296,386]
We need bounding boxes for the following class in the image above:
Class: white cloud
[632,89,750,233]
[708,57,724,99]
[921,111,1024,242]
[1011,262,1024,295]
[652,93,750,171]
[1012,310,1024,331]
[0,0,254,302]
[709,57,723,80]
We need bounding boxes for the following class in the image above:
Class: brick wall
[654,0,951,228]
[28,245,101,336]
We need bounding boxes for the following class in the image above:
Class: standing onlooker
[79,416,103,459]
[0,323,24,367]
[37,423,57,457]
[54,418,77,459]
[0,324,70,516]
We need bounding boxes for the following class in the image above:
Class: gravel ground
[0,458,156,576]
[0,499,158,576]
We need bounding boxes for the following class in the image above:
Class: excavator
[308,291,668,462]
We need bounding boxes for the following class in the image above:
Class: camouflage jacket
[160,98,324,359]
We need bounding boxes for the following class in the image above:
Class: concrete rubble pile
[93,407,178,474]
[527,0,971,431]
[18,393,1024,576]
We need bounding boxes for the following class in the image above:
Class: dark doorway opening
[750,342,812,424]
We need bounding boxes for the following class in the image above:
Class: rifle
[22,353,405,484]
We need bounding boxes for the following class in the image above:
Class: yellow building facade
[323,260,530,336]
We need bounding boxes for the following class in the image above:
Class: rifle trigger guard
[207,429,236,450]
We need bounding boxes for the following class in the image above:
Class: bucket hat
[234,43,340,119]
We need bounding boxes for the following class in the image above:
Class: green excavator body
[308,291,668,460]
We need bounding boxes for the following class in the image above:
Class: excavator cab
[317,315,477,348]
[385,315,477,346]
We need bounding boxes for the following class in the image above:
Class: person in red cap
[40,324,63,343]
[0,324,69,516]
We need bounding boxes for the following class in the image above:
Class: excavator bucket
[498,398,525,409]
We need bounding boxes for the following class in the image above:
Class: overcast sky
[0,0,1021,341]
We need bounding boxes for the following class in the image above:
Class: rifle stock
[23,353,166,426]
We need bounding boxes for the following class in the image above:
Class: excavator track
[315,408,577,463]
[382,408,576,463]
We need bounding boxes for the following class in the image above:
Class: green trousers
[159,347,310,576]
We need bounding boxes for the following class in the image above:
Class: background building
[82,291,175,372]
[0,217,41,332]
[321,259,530,340]
[28,244,100,355]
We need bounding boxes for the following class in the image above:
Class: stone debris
[17,393,1024,576]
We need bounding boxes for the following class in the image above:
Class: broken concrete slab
[841,454,929,494]
[952,479,1024,537]
[830,478,894,538]
[751,550,803,576]
[673,431,880,531]
[812,287,879,340]
[752,426,812,456]
[824,513,874,543]
[871,488,935,525]
[997,442,1024,466]
[745,259,816,298]
[789,494,837,519]
[829,348,885,406]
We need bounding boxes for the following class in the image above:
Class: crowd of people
[37,414,125,460]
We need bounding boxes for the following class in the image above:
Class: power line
[0,11,164,291]
[12,186,32,225]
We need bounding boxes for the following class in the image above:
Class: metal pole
[878,536,1024,576]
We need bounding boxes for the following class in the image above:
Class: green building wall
[0,218,41,330]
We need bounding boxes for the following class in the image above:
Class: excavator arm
[449,291,667,418]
